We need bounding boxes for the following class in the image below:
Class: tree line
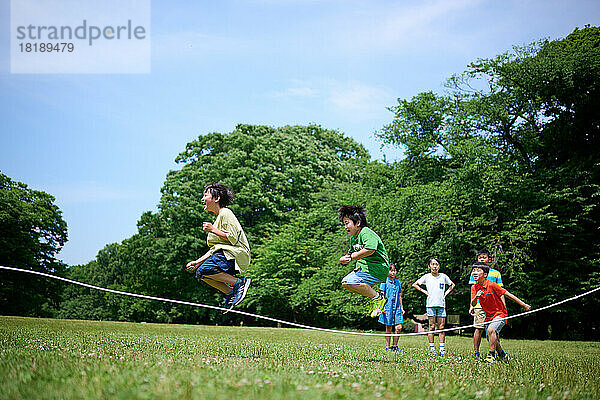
[2,26,599,339]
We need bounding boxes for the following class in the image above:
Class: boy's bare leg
[427,316,436,344]
[385,325,392,347]
[393,324,402,347]
[202,274,235,294]
[342,282,378,298]
[495,338,504,355]
[487,326,499,352]
[205,272,238,286]
[437,317,446,343]
[474,328,483,352]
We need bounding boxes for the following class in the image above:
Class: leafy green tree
[376,26,600,339]
[0,173,67,316]
[57,28,600,339]
[61,125,370,325]
[160,124,369,240]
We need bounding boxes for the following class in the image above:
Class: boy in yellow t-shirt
[186,184,251,311]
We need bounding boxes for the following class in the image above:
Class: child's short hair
[204,184,235,207]
[427,256,440,267]
[338,205,368,227]
[476,248,491,258]
[472,262,489,275]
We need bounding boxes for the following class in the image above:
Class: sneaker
[385,347,393,352]
[497,352,510,362]
[391,346,400,352]
[367,300,377,316]
[221,291,234,314]
[472,351,480,360]
[439,351,446,356]
[232,278,251,307]
[484,354,496,363]
[370,296,387,318]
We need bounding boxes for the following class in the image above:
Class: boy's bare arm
[186,252,211,271]
[203,222,230,241]
[504,290,531,311]
[444,282,455,297]
[471,289,484,307]
[350,248,375,260]
[412,281,428,296]
[339,254,352,264]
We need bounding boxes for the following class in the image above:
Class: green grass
[1,316,599,399]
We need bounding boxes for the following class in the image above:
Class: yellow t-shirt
[206,208,251,272]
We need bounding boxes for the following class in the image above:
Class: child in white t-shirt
[412,257,455,355]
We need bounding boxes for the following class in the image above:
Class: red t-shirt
[471,280,508,321]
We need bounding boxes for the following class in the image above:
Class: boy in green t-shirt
[338,205,390,318]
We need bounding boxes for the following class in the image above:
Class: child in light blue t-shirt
[378,263,404,351]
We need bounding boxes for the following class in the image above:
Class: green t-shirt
[348,227,390,282]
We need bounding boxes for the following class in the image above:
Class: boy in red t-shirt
[470,262,531,363]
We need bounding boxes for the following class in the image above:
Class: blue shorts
[426,307,447,317]
[195,250,236,279]
[342,270,381,287]
[485,316,506,337]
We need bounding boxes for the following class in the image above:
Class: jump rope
[2,265,599,337]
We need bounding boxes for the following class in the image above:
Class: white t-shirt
[417,273,453,308]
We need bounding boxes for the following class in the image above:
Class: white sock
[429,343,435,351]
[440,343,446,353]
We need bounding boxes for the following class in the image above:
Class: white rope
[2,265,599,337]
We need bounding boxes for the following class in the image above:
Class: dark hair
[476,248,491,258]
[337,205,368,227]
[427,256,440,267]
[472,262,489,275]
[204,184,235,207]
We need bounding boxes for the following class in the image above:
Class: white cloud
[326,80,393,117]
[269,78,394,120]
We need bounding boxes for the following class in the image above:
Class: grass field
[1,316,599,399]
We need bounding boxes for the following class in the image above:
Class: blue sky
[1,0,599,266]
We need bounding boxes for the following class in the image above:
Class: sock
[489,349,496,357]
[429,343,435,351]
[373,293,383,300]
[440,343,446,353]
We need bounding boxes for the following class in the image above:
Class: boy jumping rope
[186,184,251,310]
[471,262,531,362]
[338,205,390,318]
